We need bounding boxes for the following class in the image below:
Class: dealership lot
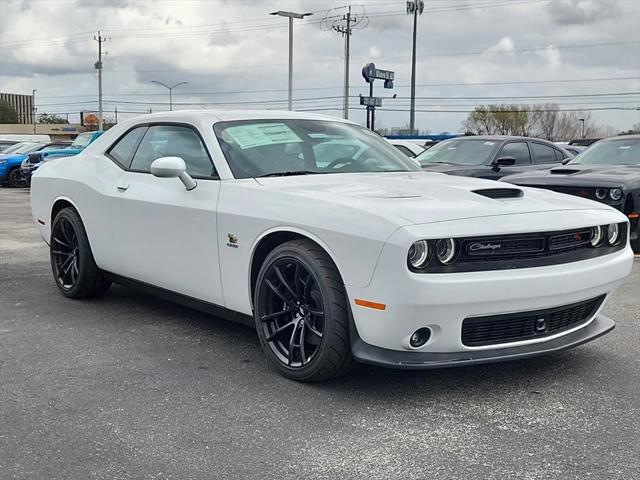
[1,188,638,479]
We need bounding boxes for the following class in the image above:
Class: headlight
[607,223,621,245]
[609,188,623,201]
[408,240,429,269]
[435,238,456,264]
[595,188,607,200]
[591,225,603,246]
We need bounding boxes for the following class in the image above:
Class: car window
[71,132,95,149]
[394,145,416,158]
[214,120,418,178]
[416,139,499,166]
[107,127,147,168]
[130,125,216,177]
[497,142,531,165]
[531,142,561,164]
[571,138,640,165]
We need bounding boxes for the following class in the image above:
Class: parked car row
[0,131,103,188]
[28,110,634,381]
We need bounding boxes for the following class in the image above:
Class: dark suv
[416,135,573,180]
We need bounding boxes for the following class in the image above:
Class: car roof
[599,134,640,142]
[123,109,356,125]
[450,135,545,142]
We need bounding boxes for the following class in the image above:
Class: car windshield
[415,138,500,166]
[1,143,27,154]
[213,119,420,178]
[570,138,640,166]
[71,133,94,149]
[7,143,44,154]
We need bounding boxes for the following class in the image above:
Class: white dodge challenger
[30,111,634,381]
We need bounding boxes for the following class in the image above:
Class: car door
[482,141,533,180]
[107,123,224,305]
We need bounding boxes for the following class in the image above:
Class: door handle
[116,184,130,192]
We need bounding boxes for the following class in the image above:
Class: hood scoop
[472,188,523,199]
[550,168,581,175]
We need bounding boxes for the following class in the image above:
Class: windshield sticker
[483,141,495,146]
[223,123,303,149]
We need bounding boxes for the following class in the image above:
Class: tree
[38,113,69,124]
[0,100,19,123]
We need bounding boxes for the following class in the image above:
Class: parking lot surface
[1,187,638,479]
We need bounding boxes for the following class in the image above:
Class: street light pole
[406,1,424,135]
[270,11,313,111]
[32,89,37,134]
[150,81,188,111]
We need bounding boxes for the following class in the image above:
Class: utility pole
[94,31,107,131]
[115,107,118,124]
[32,89,37,134]
[406,1,424,135]
[322,5,368,119]
[579,118,585,138]
[270,11,313,111]
[150,81,188,111]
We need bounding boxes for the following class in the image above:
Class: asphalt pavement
[1,187,638,480]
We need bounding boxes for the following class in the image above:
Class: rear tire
[50,207,111,298]
[254,239,354,382]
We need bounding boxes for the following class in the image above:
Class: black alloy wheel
[258,257,325,368]
[254,239,353,381]
[51,216,80,290]
[8,168,27,188]
[50,207,111,298]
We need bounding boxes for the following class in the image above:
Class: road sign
[360,96,383,107]
[361,63,395,84]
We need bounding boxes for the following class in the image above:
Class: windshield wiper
[257,170,320,178]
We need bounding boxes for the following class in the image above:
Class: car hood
[0,153,27,161]
[503,164,640,188]
[254,171,608,225]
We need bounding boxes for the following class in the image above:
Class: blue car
[0,141,71,188]
[21,131,104,185]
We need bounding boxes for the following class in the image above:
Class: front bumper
[345,209,633,358]
[352,314,615,369]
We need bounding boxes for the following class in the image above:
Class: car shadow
[97,283,609,401]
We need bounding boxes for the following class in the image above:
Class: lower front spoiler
[351,315,615,369]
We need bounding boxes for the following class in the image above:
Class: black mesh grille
[461,295,605,347]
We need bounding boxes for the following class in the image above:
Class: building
[0,92,34,124]
[0,123,84,140]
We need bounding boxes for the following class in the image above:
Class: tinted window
[394,145,416,157]
[107,127,147,168]
[416,139,499,166]
[497,142,531,165]
[131,125,216,177]
[531,142,561,164]
[214,120,418,178]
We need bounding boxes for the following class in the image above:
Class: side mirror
[492,156,516,171]
[562,158,572,165]
[150,156,197,191]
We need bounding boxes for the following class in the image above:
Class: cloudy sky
[1,0,639,133]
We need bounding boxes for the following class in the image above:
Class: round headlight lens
[591,225,603,247]
[436,238,456,264]
[408,240,429,269]
[607,224,620,245]
[595,188,607,200]
[609,188,623,201]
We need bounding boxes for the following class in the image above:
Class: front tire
[50,207,111,298]
[7,168,27,188]
[254,240,353,381]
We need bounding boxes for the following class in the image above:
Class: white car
[386,139,426,158]
[30,110,634,381]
